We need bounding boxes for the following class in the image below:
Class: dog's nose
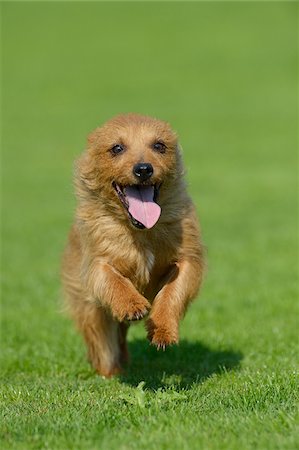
[133,163,153,181]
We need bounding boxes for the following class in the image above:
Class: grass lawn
[1,2,298,449]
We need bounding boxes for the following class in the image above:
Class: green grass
[1,2,298,449]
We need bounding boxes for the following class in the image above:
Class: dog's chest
[109,229,178,295]
[144,248,155,273]
[126,242,177,295]
[128,245,156,291]
[112,243,159,293]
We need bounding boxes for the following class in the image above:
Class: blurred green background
[1,2,298,449]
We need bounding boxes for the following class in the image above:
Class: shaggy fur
[62,113,204,377]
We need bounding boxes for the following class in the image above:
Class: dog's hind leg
[118,322,130,365]
[76,301,122,377]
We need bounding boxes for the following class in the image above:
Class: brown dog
[62,113,204,377]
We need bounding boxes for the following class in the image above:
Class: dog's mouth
[113,182,161,229]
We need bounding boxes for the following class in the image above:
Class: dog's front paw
[124,299,150,322]
[113,296,151,322]
[146,318,178,350]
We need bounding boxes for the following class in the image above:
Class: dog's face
[78,114,179,230]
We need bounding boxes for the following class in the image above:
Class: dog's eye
[111,144,125,156]
[153,142,166,153]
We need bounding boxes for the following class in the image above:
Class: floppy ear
[76,149,101,191]
[87,127,101,147]
[176,144,186,178]
[75,128,103,191]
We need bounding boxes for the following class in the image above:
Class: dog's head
[77,113,182,230]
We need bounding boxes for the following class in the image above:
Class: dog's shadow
[120,339,243,390]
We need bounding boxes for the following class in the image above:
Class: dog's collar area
[112,182,161,229]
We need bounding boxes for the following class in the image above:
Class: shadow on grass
[120,339,243,390]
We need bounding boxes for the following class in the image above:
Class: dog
[62,113,204,377]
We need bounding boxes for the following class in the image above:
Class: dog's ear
[87,128,101,148]
[76,150,100,191]
[75,128,103,191]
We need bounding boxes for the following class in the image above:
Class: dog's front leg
[85,262,151,322]
[146,258,203,349]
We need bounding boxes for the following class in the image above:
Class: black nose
[133,163,153,181]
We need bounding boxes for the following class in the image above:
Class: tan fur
[62,113,204,377]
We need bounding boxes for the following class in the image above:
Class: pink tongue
[125,186,161,229]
